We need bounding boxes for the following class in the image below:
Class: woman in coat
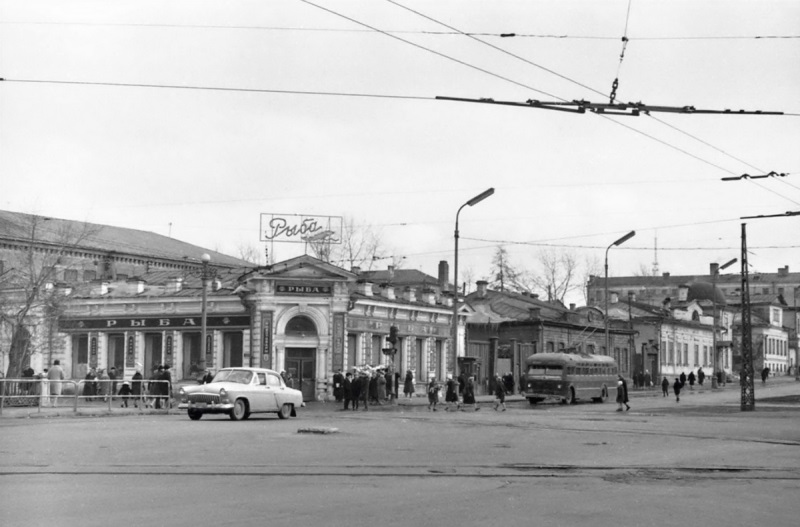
[377,371,387,402]
[463,375,478,411]
[673,377,682,402]
[616,374,630,411]
[131,368,144,408]
[403,370,415,398]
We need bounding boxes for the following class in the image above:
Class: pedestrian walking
[697,367,705,386]
[97,368,111,402]
[463,375,478,411]
[493,375,507,411]
[673,378,682,402]
[83,367,97,400]
[118,381,132,407]
[444,374,460,411]
[342,372,354,410]
[131,364,144,408]
[403,370,415,398]
[661,376,669,397]
[616,374,630,411]
[385,369,394,403]
[427,377,440,411]
[761,366,770,383]
[679,371,687,388]
[359,373,370,411]
[644,370,652,389]
[46,360,65,407]
[688,371,696,390]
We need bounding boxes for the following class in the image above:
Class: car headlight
[219,388,229,403]
[179,387,187,402]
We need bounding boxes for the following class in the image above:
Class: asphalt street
[1,378,798,527]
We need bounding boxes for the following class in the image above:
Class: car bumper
[179,402,234,413]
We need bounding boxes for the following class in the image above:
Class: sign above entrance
[260,213,343,244]
[59,315,251,331]
[276,283,333,296]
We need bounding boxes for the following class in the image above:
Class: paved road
[1,379,798,527]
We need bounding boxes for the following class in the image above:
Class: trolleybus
[523,352,618,405]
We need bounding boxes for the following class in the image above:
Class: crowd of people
[329,367,512,413]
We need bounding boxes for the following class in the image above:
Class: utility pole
[740,224,755,411]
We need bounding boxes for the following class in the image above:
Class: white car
[178,367,304,421]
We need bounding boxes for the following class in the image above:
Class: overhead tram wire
[380,1,798,206]
[3,20,796,40]
[0,78,435,102]
[383,0,607,100]
[608,0,633,103]
[297,0,563,100]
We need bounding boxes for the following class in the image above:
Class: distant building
[463,281,633,394]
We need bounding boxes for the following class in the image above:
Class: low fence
[0,378,174,416]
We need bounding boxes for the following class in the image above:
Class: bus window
[528,366,546,376]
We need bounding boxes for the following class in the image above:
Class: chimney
[358,281,373,296]
[662,272,670,278]
[530,293,539,300]
[778,266,789,277]
[351,266,361,275]
[678,284,689,302]
[710,263,719,276]
[438,260,450,290]
[166,277,183,293]
[529,307,541,319]
[476,280,488,298]
[380,284,395,300]
[402,287,416,303]
[569,303,576,311]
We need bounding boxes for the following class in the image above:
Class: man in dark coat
[351,372,361,410]
[697,367,705,386]
[131,366,144,408]
[673,377,682,402]
[332,369,344,402]
[679,371,687,388]
[687,370,696,390]
[385,369,394,402]
[342,373,354,410]
[359,374,370,411]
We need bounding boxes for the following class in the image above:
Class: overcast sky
[1,0,798,303]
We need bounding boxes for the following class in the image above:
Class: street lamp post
[200,254,211,370]
[453,188,494,378]
[604,231,636,369]
[711,258,737,389]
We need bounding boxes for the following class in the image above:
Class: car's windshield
[212,369,254,384]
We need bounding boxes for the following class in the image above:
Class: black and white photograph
[1,1,799,526]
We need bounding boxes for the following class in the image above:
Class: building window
[64,269,78,282]
[546,341,555,353]
[83,270,96,281]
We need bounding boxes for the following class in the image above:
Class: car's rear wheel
[229,399,247,421]
[278,403,292,419]
[188,409,203,421]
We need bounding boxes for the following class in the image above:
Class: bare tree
[531,248,580,303]
[0,215,98,378]
[311,217,390,271]
[484,246,535,293]
[236,243,263,265]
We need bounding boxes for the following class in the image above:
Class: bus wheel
[528,398,539,406]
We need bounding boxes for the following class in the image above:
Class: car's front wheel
[278,403,292,419]
[229,399,247,421]
[188,409,203,421]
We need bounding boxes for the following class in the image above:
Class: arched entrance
[284,315,318,401]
